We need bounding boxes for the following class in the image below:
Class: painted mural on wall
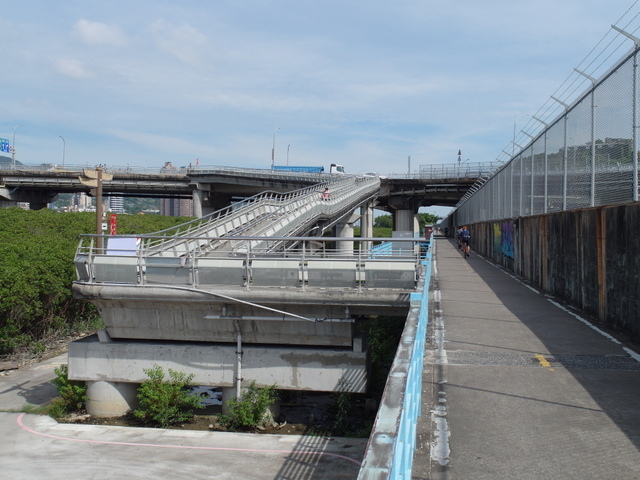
[501,221,515,259]
[492,223,501,257]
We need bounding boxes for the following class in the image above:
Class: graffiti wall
[501,221,514,259]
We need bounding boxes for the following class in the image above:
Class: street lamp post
[271,127,280,167]
[287,144,290,166]
[11,124,22,169]
[512,113,530,157]
[59,136,66,168]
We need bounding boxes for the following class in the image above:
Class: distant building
[64,192,93,212]
[109,196,125,214]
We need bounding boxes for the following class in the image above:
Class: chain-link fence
[455,47,640,225]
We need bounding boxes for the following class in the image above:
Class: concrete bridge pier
[360,200,375,254]
[335,211,363,254]
[192,185,204,217]
[0,187,56,210]
[335,221,355,254]
[393,209,419,234]
[191,184,239,218]
[86,380,138,418]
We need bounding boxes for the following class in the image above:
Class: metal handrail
[74,235,425,292]
[136,176,379,256]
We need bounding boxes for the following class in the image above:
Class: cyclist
[460,226,471,258]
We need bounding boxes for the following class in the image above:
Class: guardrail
[2,161,498,181]
[74,235,426,292]
[357,234,433,479]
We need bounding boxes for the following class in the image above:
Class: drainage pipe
[234,320,242,400]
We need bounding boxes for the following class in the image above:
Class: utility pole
[95,166,103,251]
[79,167,113,252]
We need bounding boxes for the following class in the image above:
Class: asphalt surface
[0,354,366,479]
[413,236,640,480]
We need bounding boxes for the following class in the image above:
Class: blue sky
[2,0,640,187]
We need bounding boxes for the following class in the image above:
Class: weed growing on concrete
[330,379,356,436]
[220,383,278,430]
[133,365,204,428]
[50,364,87,415]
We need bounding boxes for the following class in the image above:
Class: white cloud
[73,19,126,46]
[150,20,210,66]
[54,58,93,79]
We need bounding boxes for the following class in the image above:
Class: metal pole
[59,136,66,168]
[235,321,242,400]
[95,166,103,252]
[532,116,549,213]
[271,127,280,167]
[631,51,639,202]
[512,114,530,157]
[612,26,640,201]
[563,117,568,210]
[591,90,596,206]
[287,144,290,166]
[11,124,21,169]
[551,96,570,210]
[575,68,597,206]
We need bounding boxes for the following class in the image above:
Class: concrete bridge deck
[411,236,640,479]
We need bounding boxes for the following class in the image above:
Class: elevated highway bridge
[0,162,493,217]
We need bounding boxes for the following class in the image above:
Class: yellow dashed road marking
[535,354,555,371]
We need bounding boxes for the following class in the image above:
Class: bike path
[413,236,640,480]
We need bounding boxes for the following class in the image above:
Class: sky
[3,1,640,211]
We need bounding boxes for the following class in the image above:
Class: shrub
[220,383,279,430]
[133,365,203,428]
[50,364,87,414]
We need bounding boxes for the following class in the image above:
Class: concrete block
[68,335,368,393]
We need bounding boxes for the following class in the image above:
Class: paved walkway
[413,236,640,479]
[0,355,365,479]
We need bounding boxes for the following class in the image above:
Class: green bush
[331,383,355,436]
[133,365,203,428]
[220,382,279,430]
[0,208,193,355]
[50,364,87,414]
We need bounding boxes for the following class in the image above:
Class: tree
[374,214,393,228]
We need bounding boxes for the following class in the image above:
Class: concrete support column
[360,201,374,254]
[335,221,355,254]
[394,209,419,235]
[29,201,49,210]
[86,380,139,418]
[191,186,204,218]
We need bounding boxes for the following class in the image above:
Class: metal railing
[74,235,425,292]
[357,234,433,479]
[416,161,501,180]
[134,175,380,257]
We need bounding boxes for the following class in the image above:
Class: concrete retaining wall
[471,202,640,341]
[69,335,368,393]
